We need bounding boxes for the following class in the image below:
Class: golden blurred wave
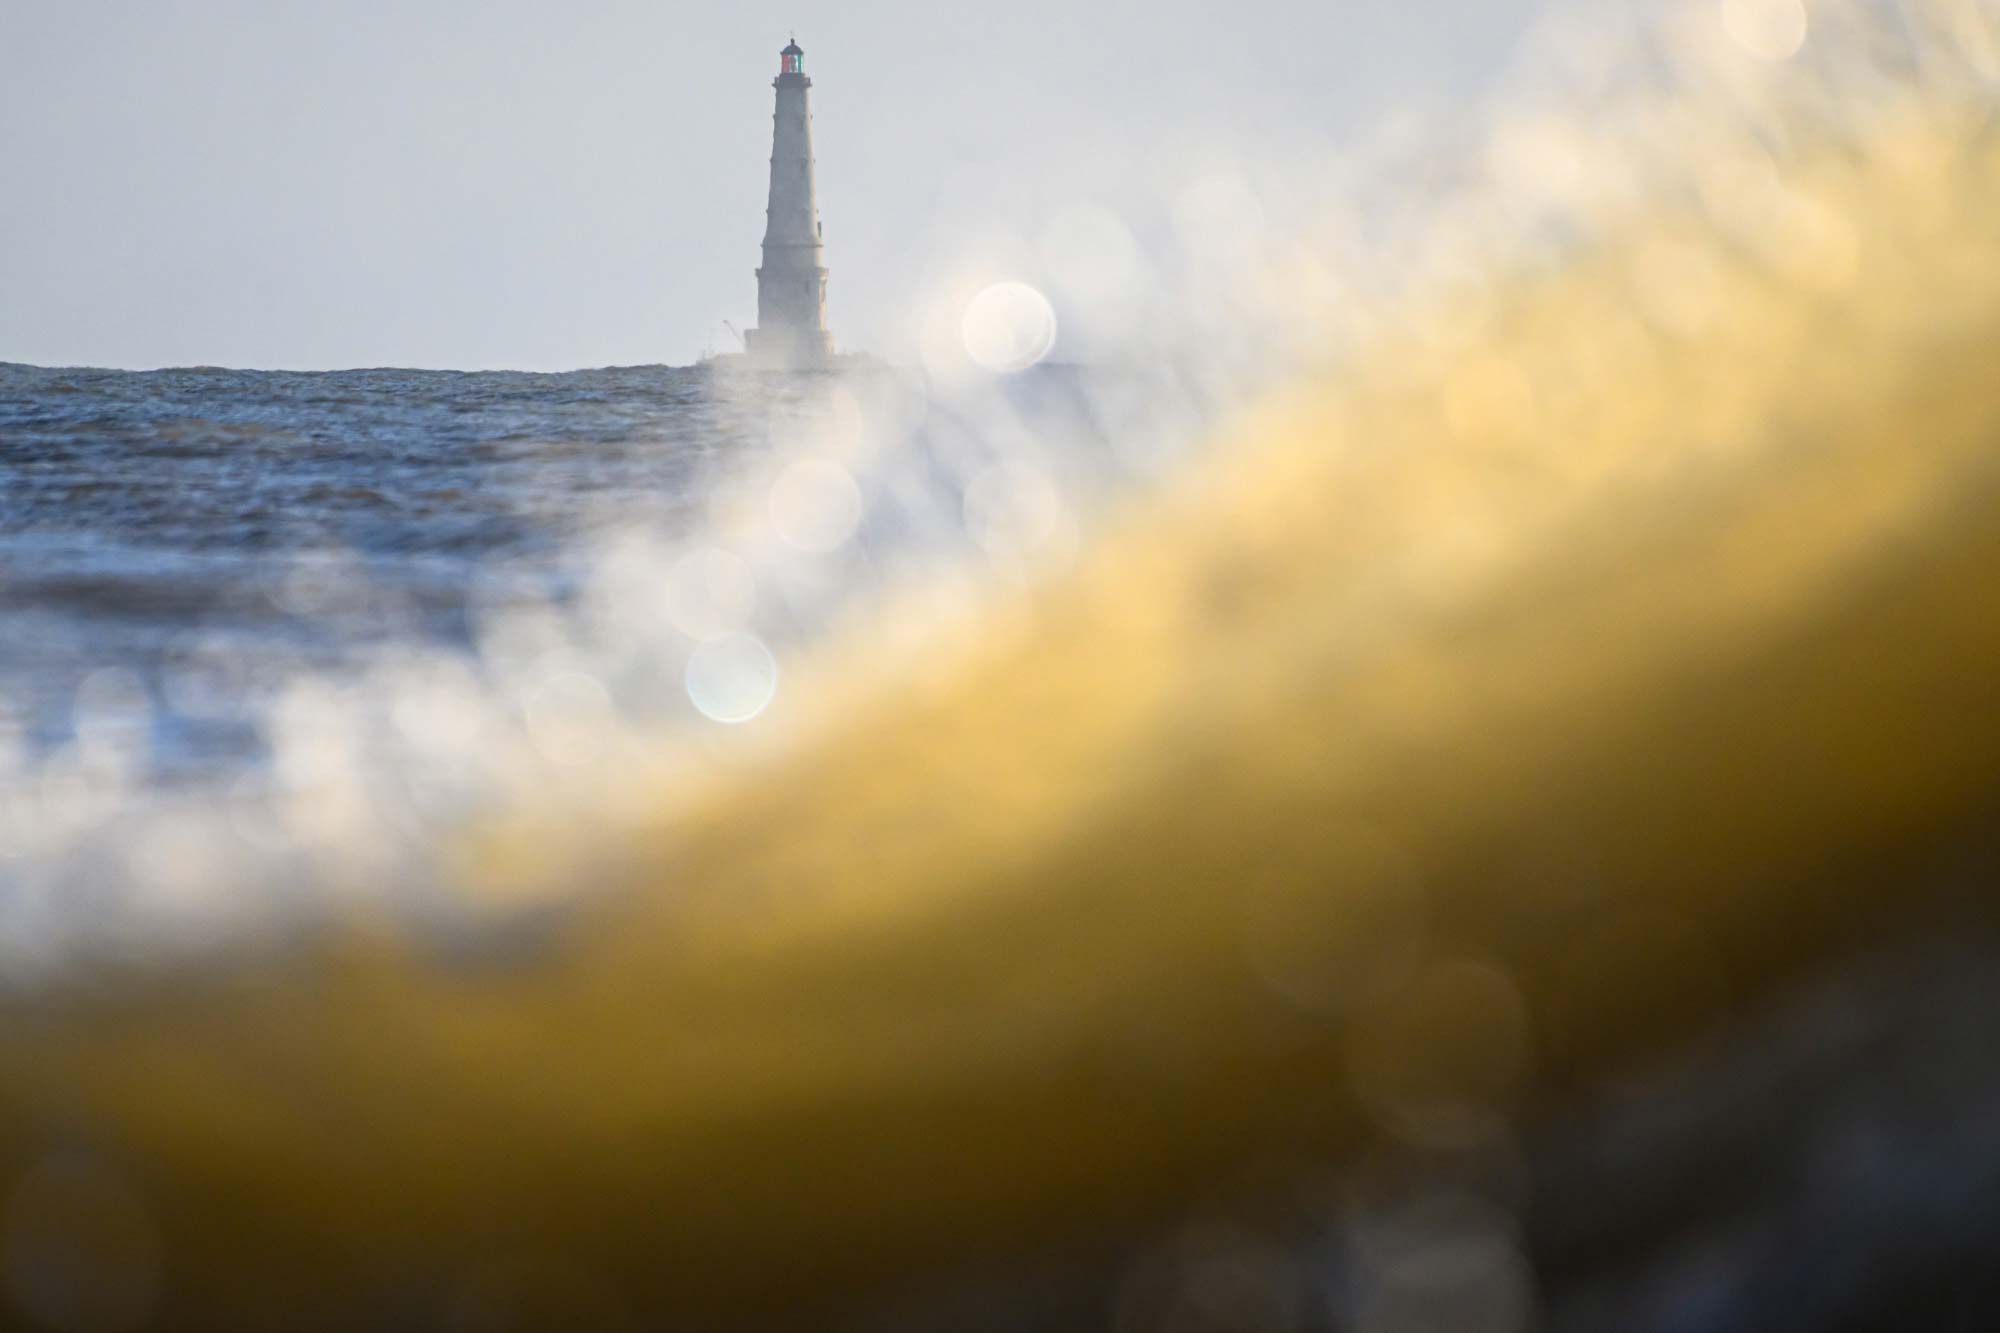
[5,11,2000,1327]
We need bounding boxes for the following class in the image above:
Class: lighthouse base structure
[741,324,837,368]
[704,345,879,373]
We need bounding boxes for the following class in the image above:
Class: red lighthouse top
[780,39,804,75]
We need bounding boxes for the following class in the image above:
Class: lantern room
[780,40,804,75]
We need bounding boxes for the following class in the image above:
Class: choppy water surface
[0,340,1251,963]
[0,357,1198,945]
[0,364,792,775]
[0,361,1195,790]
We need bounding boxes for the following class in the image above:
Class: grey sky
[2,1,1552,370]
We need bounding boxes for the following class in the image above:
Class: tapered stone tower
[744,38,835,365]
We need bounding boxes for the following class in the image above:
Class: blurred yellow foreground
[5,15,2000,1330]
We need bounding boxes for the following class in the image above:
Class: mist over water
[0,355,1230,960]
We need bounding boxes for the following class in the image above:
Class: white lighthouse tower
[743,37,835,366]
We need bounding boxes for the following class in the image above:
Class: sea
[0,359,1208,800]
[0,364,784,777]
[0,357,1197,945]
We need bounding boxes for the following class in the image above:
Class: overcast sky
[2,1,1554,370]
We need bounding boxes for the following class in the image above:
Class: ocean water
[0,360,1196,793]
[0,363,790,778]
[0,356,1203,946]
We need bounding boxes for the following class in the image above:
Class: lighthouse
[744,37,835,365]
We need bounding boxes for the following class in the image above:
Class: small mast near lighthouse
[743,36,836,367]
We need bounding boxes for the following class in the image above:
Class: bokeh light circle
[1721,0,1808,62]
[961,282,1058,373]
[684,634,779,725]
